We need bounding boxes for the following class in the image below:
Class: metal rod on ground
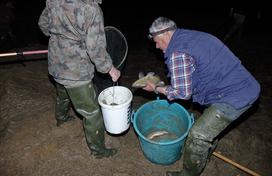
[0,50,48,58]
[212,152,261,176]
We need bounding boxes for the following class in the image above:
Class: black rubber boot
[55,83,75,127]
[66,82,117,158]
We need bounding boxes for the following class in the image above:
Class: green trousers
[55,83,72,122]
[167,105,232,176]
[181,106,232,176]
[167,103,251,176]
[55,82,116,158]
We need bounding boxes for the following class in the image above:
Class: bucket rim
[98,86,133,109]
[133,99,192,145]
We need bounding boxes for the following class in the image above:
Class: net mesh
[105,26,128,69]
[93,26,128,93]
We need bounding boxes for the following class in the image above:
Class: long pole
[213,152,261,176]
[0,50,48,58]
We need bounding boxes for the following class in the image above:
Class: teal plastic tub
[132,99,194,165]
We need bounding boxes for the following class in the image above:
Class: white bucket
[98,86,133,134]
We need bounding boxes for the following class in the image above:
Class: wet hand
[109,66,121,82]
[143,80,156,92]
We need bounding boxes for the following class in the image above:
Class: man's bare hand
[109,66,121,82]
[143,80,156,92]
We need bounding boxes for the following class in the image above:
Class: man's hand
[143,80,156,92]
[143,80,167,95]
[109,66,121,82]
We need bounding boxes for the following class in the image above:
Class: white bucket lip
[98,86,133,109]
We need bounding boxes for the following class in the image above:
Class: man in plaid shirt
[144,17,260,176]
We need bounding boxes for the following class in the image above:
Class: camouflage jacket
[38,0,112,81]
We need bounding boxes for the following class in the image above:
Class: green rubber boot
[66,82,117,159]
[55,83,75,127]
[167,105,231,176]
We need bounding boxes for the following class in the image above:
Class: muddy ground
[0,8,272,176]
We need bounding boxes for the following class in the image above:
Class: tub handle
[130,110,135,124]
[190,113,195,128]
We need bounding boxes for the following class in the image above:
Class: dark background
[0,0,269,53]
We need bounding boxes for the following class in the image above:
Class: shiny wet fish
[146,130,178,142]
[132,72,164,88]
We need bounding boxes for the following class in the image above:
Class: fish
[146,130,169,140]
[132,72,165,88]
[146,130,178,142]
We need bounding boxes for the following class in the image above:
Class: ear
[166,31,174,41]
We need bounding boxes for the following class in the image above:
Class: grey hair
[149,17,177,38]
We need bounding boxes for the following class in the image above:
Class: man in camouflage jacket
[38,0,120,158]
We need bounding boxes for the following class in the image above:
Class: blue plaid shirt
[165,51,195,100]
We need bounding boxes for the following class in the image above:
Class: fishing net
[93,26,128,93]
[105,26,128,69]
